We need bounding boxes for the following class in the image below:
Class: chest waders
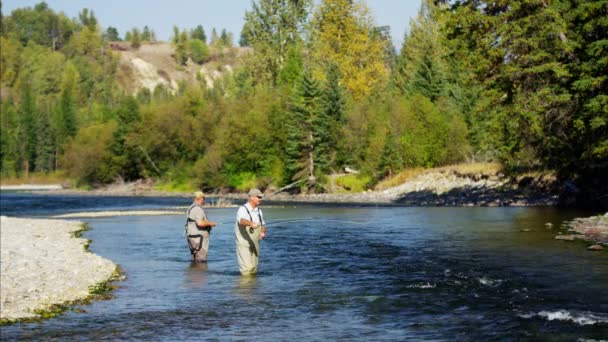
[242,205,263,234]
[185,204,207,257]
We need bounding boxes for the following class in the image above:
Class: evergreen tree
[111,96,142,180]
[104,26,121,41]
[17,80,36,174]
[395,0,448,101]
[34,111,55,172]
[0,97,19,174]
[277,44,304,87]
[142,25,151,41]
[78,8,97,30]
[379,133,402,177]
[219,28,233,47]
[191,25,206,42]
[55,86,77,150]
[322,63,346,168]
[286,71,325,185]
[130,28,141,49]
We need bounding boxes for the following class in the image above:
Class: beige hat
[247,188,264,198]
[194,191,205,199]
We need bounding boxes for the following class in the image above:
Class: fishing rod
[212,218,366,226]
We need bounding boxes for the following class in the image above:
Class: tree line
[0,0,605,200]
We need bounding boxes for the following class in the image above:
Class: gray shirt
[186,202,208,235]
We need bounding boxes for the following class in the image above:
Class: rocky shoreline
[0,216,118,323]
[31,169,560,207]
[554,213,608,250]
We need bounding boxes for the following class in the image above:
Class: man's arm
[239,218,259,228]
[197,219,216,228]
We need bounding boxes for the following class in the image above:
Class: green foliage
[61,121,117,184]
[130,28,141,49]
[3,2,76,49]
[335,174,371,193]
[285,71,324,182]
[189,39,209,64]
[103,26,120,41]
[190,25,206,42]
[241,0,311,85]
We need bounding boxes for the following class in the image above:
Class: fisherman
[235,188,267,275]
[185,191,217,262]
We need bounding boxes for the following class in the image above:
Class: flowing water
[1,193,607,341]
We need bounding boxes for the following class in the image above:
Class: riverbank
[555,213,608,250]
[0,216,118,323]
[26,168,560,207]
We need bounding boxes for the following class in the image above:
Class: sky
[3,0,421,50]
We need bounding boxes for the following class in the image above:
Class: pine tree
[379,133,402,178]
[142,25,151,41]
[191,25,206,43]
[395,0,448,101]
[35,111,55,172]
[0,96,19,174]
[322,63,346,168]
[55,86,77,149]
[17,80,36,175]
[130,28,141,49]
[286,71,324,185]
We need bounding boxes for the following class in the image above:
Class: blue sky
[3,0,420,49]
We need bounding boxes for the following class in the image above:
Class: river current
[1,193,607,341]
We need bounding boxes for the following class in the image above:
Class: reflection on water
[235,275,259,299]
[1,199,607,341]
[184,262,208,289]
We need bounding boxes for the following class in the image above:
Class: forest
[0,0,606,204]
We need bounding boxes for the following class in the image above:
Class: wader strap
[186,234,203,255]
[242,205,263,234]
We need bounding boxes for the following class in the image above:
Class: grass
[71,223,92,252]
[0,171,70,185]
[375,167,425,191]
[334,174,371,193]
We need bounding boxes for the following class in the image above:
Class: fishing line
[212,218,366,226]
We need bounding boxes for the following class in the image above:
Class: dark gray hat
[248,188,264,198]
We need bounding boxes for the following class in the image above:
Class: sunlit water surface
[1,193,607,341]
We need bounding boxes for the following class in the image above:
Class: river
[1,193,607,341]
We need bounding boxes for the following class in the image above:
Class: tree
[219,28,233,47]
[78,8,97,30]
[34,110,55,172]
[285,71,327,185]
[394,1,448,101]
[189,39,209,64]
[141,25,151,41]
[191,25,206,42]
[3,3,76,49]
[130,28,141,49]
[104,26,121,41]
[17,80,36,175]
[241,0,311,85]
[310,0,389,99]
[322,63,346,168]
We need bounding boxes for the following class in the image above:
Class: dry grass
[0,172,69,185]
[375,167,425,190]
[434,162,504,175]
[374,163,504,191]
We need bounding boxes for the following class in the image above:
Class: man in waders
[185,191,217,262]
[235,188,267,275]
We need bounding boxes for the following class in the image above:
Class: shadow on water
[1,201,607,341]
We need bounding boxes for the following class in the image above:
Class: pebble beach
[0,216,117,322]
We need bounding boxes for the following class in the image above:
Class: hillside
[110,42,251,94]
